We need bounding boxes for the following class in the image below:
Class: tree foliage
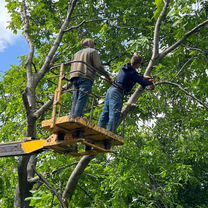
[0,0,207,207]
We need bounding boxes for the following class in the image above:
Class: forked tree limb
[17,1,80,207]
[122,19,208,118]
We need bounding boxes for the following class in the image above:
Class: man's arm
[92,50,113,83]
[135,73,155,89]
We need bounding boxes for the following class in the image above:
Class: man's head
[131,53,143,69]
[81,38,95,48]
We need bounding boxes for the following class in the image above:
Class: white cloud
[0,0,19,53]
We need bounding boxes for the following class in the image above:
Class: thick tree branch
[153,0,171,59]
[36,0,79,85]
[160,19,208,59]
[156,81,208,109]
[145,0,171,76]
[22,0,37,111]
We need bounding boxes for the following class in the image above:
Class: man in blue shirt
[98,53,154,148]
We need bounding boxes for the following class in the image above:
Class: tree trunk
[15,104,37,207]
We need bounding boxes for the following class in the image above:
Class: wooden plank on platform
[42,116,124,145]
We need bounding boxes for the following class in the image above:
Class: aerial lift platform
[0,63,124,157]
[0,116,124,157]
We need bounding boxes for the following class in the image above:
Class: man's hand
[144,76,155,83]
[144,76,155,90]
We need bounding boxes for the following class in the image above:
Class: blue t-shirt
[115,64,151,93]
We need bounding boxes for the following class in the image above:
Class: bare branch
[185,45,208,55]
[156,81,208,109]
[52,163,78,175]
[36,0,80,85]
[145,0,171,76]
[21,0,34,76]
[33,98,53,118]
[33,166,67,208]
[160,19,208,59]
[175,57,195,77]
[64,18,115,32]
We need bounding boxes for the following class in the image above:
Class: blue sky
[0,0,29,74]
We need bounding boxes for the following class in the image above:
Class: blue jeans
[71,77,93,117]
[98,86,124,132]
